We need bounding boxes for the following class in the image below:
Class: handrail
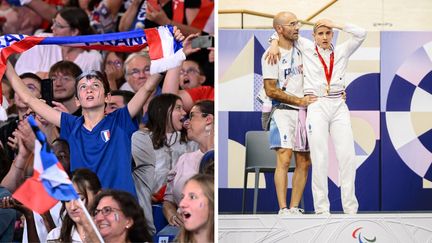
[219,0,339,29]
[218,9,314,28]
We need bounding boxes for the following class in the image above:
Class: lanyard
[281,46,296,91]
[315,45,334,93]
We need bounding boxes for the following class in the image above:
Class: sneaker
[288,207,304,215]
[315,210,331,215]
[278,208,291,215]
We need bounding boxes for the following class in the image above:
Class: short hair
[19,72,42,84]
[123,51,150,74]
[49,60,83,80]
[90,190,152,242]
[75,70,111,96]
[109,90,135,105]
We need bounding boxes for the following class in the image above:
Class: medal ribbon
[315,45,334,90]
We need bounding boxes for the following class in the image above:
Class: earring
[125,225,129,229]
[205,125,211,136]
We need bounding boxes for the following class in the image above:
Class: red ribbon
[315,45,334,88]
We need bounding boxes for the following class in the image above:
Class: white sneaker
[288,207,304,215]
[315,210,331,215]
[278,208,291,215]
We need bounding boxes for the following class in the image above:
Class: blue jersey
[60,107,139,196]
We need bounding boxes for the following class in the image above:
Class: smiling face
[76,77,107,109]
[179,60,206,90]
[125,55,151,92]
[166,99,186,133]
[179,180,210,233]
[51,71,76,102]
[313,25,334,50]
[66,182,97,224]
[93,196,132,241]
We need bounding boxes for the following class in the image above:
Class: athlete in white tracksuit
[270,19,366,214]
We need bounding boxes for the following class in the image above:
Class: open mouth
[183,211,191,219]
[86,96,94,101]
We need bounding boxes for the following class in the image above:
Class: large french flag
[13,116,78,214]
[0,25,184,120]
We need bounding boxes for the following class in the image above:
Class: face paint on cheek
[114,212,119,221]
[199,202,204,208]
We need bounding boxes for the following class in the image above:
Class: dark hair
[19,72,42,84]
[49,60,83,81]
[199,150,214,175]
[146,93,187,149]
[109,90,134,105]
[75,70,111,97]
[103,51,128,88]
[193,100,214,116]
[177,174,214,243]
[57,7,94,35]
[59,169,101,243]
[90,190,152,242]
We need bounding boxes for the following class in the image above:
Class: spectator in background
[49,60,83,116]
[103,51,128,90]
[163,100,214,227]
[177,174,214,243]
[179,58,207,90]
[0,73,41,163]
[105,90,135,115]
[47,168,102,242]
[15,7,102,78]
[131,93,198,234]
[118,0,203,36]
[0,0,43,35]
[121,51,161,124]
[1,78,17,118]
[51,138,71,175]
[163,34,214,112]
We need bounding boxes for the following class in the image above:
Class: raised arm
[127,73,163,117]
[6,62,61,127]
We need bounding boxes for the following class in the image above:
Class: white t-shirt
[47,226,83,243]
[15,38,102,75]
[261,46,304,109]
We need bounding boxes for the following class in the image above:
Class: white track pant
[306,98,358,214]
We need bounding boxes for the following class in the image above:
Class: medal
[325,85,330,95]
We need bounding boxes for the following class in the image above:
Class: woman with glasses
[163,100,214,228]
[89,189,152,243]
[14,7,102,78]
[131,93,197,234]
[177,173,214,243]
[103,52,128,90]
[47,168,102,242]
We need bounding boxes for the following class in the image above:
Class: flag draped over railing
[0,25,184,120]
[12,116,79,214]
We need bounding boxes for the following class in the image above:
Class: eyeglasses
[127,67,151,78]
[106,60,123,68]
[92,206,121,217]
[188,111,209,121]
[179,68,200,76]
[51,76,74,83]
[280,21,302,28]
[52,19,71,29]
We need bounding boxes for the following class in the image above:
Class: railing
[218,0,338,29]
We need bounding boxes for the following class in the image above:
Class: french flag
[12,116,78,214]
[0,25,185,120]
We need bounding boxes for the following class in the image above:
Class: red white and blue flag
[12,116,79,214]
[0,25,184,119]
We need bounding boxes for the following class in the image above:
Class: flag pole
[77,198,105,243]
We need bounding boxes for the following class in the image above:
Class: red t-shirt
[186,86,214,102]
